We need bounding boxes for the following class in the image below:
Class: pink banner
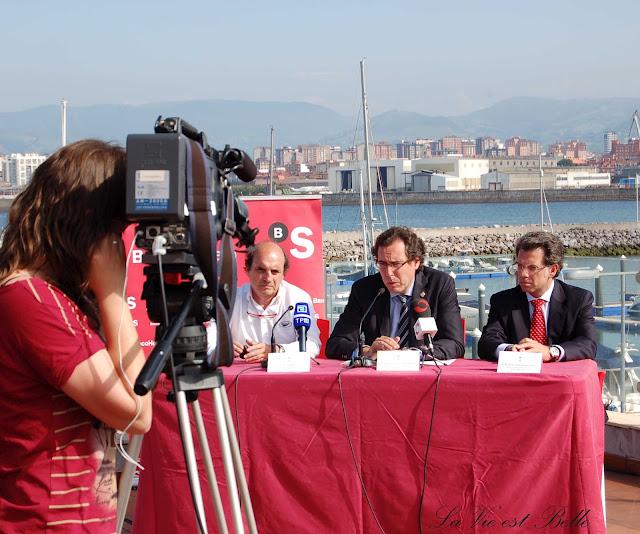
[126,195,324,352]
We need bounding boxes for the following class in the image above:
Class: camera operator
[0,140,152,532]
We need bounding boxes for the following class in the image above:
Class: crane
[628,110,640,141]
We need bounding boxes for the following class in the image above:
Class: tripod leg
[212,387,245,534]
[116,434,143,534]
[220,386,258,534]
[191,399,229,534]
[176,390,208,534]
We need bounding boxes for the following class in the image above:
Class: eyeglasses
[376,259,410,271]
[510,263,549,275]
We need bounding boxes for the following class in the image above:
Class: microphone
[353,287,386,366]
[413,298,437,359]
[221,148,257,183]
[270,305,294,353]
[293,302,312,352]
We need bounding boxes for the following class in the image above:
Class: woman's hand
[88,234,126,300]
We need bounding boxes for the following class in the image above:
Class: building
[610,139,640,162]
[487,156,557,172]
[604,131,618,154]
[2,153,47,187]
[297,144,331,165]
[396,139,432,159]
[480,164,605,190]
[413,157,490,189]
[461,140,476,157]
[555,170,610,188]
[547,140,589,164]
[327,159,412,192]
[505,137,540,157]
[356,142,397,161]
[475,137,499,156]
[411,171,463,192]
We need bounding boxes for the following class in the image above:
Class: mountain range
[1,96,639,155]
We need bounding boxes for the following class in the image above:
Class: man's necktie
[530,299,548,345]
[396,295,410,348]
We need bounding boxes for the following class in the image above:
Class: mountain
[1,96,639,154]
[0,100,351,155]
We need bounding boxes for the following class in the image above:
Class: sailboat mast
[358,167,370,276]
[539,154,544,229]
[269,126,275,196]
[360,59,375,253]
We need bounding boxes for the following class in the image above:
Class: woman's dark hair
[372,226,426,262]
[0,140,127,317]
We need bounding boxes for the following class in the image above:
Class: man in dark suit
[478,230,597,362]
[326,226,465,360]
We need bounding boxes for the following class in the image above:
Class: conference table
[132,358,605,533]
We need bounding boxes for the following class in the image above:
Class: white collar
[526,280,555,303]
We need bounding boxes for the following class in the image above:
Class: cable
[115,232,145,470]
[418,362,443,534]
[231,366,262,452]
[337,367,386,534]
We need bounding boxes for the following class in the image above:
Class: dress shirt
[496,280,565,359]
[230,280,321,357]
[389,282,415,339]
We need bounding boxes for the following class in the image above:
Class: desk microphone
[293,302,311,352]
[292,302,320,365]
[413,298,437,359]
[352,287,386,367]
[270,305,294,353]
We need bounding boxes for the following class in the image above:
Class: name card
[376,350,421,372]
[497,351,542,374]
[267,351,311,373]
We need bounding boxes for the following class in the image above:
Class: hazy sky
[3,0,638,117]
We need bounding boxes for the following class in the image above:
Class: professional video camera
[118,116,260,533]
[125,116,258,376]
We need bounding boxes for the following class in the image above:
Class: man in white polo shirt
[230,241,320,363]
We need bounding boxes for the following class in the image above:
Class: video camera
[125,116,259,392]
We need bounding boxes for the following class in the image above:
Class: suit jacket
[325,266,465,360]
[478,279,597,361]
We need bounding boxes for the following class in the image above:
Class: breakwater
[323,188,637,205]
[323,222,640,262]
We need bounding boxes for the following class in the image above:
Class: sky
[2,0,639,118]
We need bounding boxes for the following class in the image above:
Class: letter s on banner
[290,226,314,259]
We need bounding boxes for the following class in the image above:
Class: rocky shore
[323,222,640,262]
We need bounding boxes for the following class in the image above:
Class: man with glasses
[326,226,465,360]
[478,231,596,362]
[230,241,320,363]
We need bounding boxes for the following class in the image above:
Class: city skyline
[2,0,639,117]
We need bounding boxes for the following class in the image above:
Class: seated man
[326,226,465,360]
[478,230,597,362]
[230,241,320,363]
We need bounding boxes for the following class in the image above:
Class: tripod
[116,280,257,534]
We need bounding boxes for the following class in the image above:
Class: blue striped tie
[396,295,410,348]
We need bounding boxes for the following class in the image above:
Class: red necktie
[530,299,548,345]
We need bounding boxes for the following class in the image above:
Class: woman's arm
[61,235,152,433]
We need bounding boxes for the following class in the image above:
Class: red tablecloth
[132,359,605,534]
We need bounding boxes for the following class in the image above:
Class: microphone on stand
[412,298,438,361]
[351,287,386,367]
[293,303,311,352]
[293,302,319,365]
[262,305,294,367]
